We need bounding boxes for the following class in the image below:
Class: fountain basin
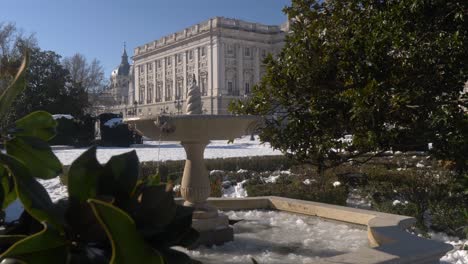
[125,115,258,142]
[177,209,368,264]
[175,196,453,264]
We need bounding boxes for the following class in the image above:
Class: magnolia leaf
[145,205,197,248]
[100,151,139,201]
[68,146,102,203]
[0,167,6,209]
[88,199,164,264]
[0,51,28,119]
[13,111,57,141]
[6,137,62,180]
[133,185,177,232]
[0,222,67,264]
[0,235,27,248]
[0,153,63,231]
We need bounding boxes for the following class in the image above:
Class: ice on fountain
[176,210,369,264]
[186,74,202,115]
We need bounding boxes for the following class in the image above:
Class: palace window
[227,44,234,55]
[148,63,152,71]
[244,47,251,57]
[147,83,153,104]
[139,85,145,104]
[245,82,250,94]
[201,46,206,57]
[176,80,183,99]
[140,65,144,73]
[167,57,171,66]
[261,49,266,58]
[201,75,207,96]
[156,83,162,102]
[177,54,182,64]
[188,50,193,60]
[165,82,172,101]
[227,81,233,94]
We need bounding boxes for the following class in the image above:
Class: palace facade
[108,17,287,116]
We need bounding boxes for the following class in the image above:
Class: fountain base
[190,213,234,247]
[190,216,234,247]
[190,226,234,248]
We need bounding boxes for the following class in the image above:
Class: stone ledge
[196,196,453,264]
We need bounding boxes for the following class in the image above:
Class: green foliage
[360,166,468,237]
[246,175,348,206]
[49,115,96,147]
[230,0,468,174]
[1,47,89,129]
[88,199,164,264]
[0,55,199,263]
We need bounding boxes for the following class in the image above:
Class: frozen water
[176,210,368,264]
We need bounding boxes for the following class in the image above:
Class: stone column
[254,47,260,84]
[162,59,166,102]
[152,61,157,103]
[183,51,187,98]
[180,141,217,218]
[144,63,148,104]
[172,55,176,100]
[236,44,243,96]
[135,65,140,104]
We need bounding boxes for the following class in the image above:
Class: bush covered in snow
[359,166,468,238]
[49,114,95,146]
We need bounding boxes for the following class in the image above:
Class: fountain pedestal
[180,140,234,246]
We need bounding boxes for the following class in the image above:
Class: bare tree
[62,53,107,93]
[0,22,37,91]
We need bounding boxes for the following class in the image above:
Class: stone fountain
[125,75,257,245]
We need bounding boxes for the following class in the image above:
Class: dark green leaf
[145,205,197,248]
[0,153,63,230]
[100,151,139,201]
[0,167,6,210]
[133,185,177,232]
[65,200,107,243]
[13,111,57,141]
[88,199,164,264]
[68,146,102,203]
[0,222,67,264]
[0,235,27,248]
[0,52,28,119]
[0,166,16,209]
[6,137,62,180]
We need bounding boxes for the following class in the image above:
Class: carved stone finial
[186,75,202,115]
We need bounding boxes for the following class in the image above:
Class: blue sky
[2,0,290,76]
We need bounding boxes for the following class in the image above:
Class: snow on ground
[53,136,282,165]
[222,180,248,198]
[52,114,73,120]
[176,210,368,264]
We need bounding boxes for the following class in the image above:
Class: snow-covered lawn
[53,136,282,165]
